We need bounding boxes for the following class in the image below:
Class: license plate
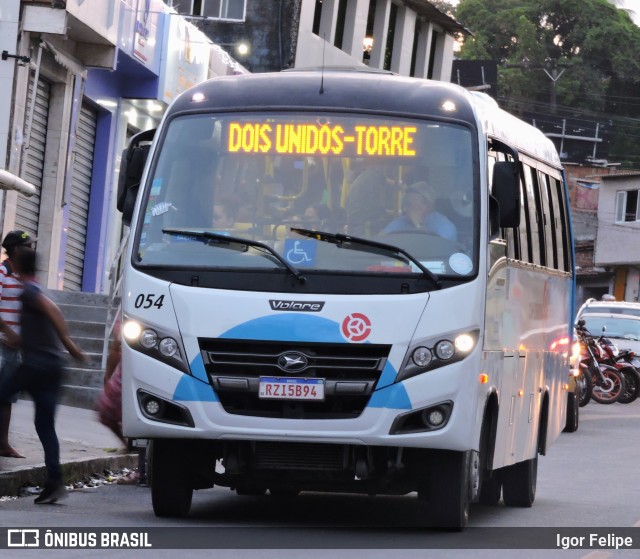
[259,377,325,400]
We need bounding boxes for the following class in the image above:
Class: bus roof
[170,69,561,166]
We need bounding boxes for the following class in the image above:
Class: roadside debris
[10,467,145,499]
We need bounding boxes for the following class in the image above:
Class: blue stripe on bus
[367,382,412,410]
[367,360,411,409]
[189,352,209,383]
[173,374,219,402]
[220,314,344,342]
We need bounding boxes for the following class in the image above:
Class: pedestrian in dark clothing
[0,230,35,459]
[0,246,86,504]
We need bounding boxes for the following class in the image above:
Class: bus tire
[477,404,500,505]
[562,392,579,432]
[578,370,592,407]
[478,474,502,505]
[501,455,537,507]
[150,440,193,518]
[424,450,470,530]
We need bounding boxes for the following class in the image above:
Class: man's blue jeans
[0,351,63,486]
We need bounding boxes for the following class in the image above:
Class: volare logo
[269,300,325,312]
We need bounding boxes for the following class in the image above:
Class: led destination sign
[227,122,417,157]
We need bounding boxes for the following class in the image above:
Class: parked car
[574,299,640,354]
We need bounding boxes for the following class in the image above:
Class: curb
[0,454,138,497]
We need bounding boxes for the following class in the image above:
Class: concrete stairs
[49,290,113,410]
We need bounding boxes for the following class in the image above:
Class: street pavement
[0,399,138,497]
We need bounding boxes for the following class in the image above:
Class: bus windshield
[136,112,476,277]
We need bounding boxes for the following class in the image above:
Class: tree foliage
[454,0,640,166]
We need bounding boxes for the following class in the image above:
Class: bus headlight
[454,333,475,353]
[122,315,188,374]
[435,340,455,360]
[140,329,159,349]
[412,346,432,367]
[159,337,179,357]
[123,320,142,341]
[397,329,480,383]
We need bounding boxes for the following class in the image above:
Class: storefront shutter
[16,73,50,236]
[63,103,97,291]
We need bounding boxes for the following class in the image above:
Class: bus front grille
[253,442,347,471]
[198,338,391,419]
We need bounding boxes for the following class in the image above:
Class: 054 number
[134,293,165,309]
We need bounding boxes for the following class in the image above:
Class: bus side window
[548,175,571,272]
[490,152,518,260]
[523,165,545,267]
[537,171,558,270]
[516,160,531,264]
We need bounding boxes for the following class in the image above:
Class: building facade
[594,173,640,302]
[1,0,246,294]
[174,0,466,80]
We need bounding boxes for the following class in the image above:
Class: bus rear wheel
[150,440,194,518]
[563,391,579,432]
[501,455,537,507]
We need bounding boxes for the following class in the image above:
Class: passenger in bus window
[301,204,331,228]
[212,196,239,230]
[382,181,458,242]
[345,160,398,237]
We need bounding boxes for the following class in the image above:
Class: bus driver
[382,181,457,241]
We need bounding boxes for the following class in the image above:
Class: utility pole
[503,57,571,113]
[542,58,568,114]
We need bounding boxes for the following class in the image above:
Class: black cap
[2,230,36,250]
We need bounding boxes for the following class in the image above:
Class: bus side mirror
[492,161,520,229]
[117,129,155,226]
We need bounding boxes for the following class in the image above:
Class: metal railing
[100,228,129,369]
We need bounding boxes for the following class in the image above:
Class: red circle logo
[341,313,372,342]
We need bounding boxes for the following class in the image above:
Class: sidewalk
[0,399,138,496]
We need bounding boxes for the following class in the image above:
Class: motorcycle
[598,335,640,404]
[575,320,625,405]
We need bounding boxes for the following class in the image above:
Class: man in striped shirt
[0,230,35,458]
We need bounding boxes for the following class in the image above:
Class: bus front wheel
[150,440,194,518]
[420,450,470,530]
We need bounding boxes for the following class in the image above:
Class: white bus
[117,69,575,529]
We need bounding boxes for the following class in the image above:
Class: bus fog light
[412,346,433,367]
[123,320,142,341]
[454,333,474,353]
[159,337,179,357]
[140,329,158,349]
[422,407,445,427]
[435,340,455,360]
[145,398,161,415]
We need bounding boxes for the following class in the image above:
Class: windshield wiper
[290,227,441,288]
[162,228,306,284]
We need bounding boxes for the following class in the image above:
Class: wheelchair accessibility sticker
[284,239,317,267]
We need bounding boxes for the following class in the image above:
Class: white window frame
[172,0,246,22]
[204,0,246,21]
[614,189,640,223]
